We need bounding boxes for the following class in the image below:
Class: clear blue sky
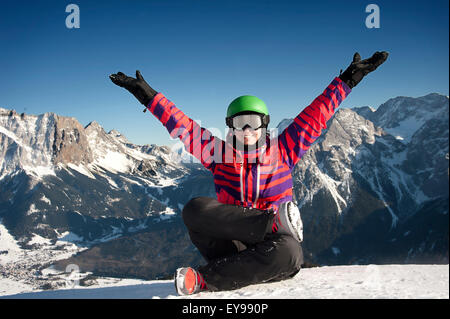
[0,0,448,146]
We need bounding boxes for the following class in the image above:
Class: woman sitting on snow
[110,51,388,295]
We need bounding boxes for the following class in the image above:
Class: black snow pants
[182,196,304,291]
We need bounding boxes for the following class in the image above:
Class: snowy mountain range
[289,93,449,264]
[0,92,448,292]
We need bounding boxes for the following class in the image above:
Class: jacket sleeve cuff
[146,92,163,112]
[334,76,352,97]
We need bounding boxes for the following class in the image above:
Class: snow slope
[2,264,448,299]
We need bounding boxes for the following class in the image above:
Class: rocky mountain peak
[351,106,376,121]
[108,129,131,145]
[373,93,449,132]
[52,116,93,166]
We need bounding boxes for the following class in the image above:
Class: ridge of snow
[67,163,96,179]
[370,167,399,228]
[27,234,52,246]
[316,166,348,214]
[1,264,447,299]
[93,150,132,174]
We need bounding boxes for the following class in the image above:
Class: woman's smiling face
[234,127,262,146]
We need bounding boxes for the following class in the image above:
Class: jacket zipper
[239,163,244,203]
[240,160,261,208]
[253,164,260,208]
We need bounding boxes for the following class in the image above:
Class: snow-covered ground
[1,264,448,299]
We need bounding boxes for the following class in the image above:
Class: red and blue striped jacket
[146,77,351,212]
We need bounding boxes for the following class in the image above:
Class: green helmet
[226,95,270,128]
[226,95,269,117]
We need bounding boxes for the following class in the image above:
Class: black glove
[109,70,157,106]
[339,51,389,89]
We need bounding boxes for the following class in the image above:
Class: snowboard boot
[174,267,208,295]
[272,201,303,242]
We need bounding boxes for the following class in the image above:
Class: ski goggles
[226,113,270,130]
